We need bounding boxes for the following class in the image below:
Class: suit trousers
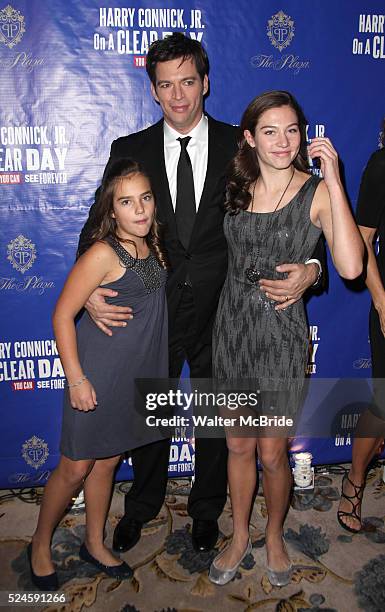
[369,304,385,421]
[124,285,228,523]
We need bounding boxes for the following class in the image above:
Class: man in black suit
[79,33,323,553]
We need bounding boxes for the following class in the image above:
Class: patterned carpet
[0,466,384,612]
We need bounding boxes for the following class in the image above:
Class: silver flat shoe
[266,563,292,587]
[208,538,252,585]
[266,537,292,587]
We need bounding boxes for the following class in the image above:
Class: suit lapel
[146,120,176,232]
[189,116,226,244]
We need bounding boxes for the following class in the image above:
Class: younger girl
[28,159,168,590]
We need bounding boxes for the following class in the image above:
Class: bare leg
[214,436,257,569]
[338,412,383,531]
[31,457,94,576]
[351,437,383,481]
[83,455,122,566]
[257,438,291,572]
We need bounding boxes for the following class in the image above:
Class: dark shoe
[337,472,364,533]
[27,543,58,591]
[79,543,133,579]
[192,519,219,552]
[113,517,143,553]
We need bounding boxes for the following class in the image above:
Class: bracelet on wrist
[67,375,87,388]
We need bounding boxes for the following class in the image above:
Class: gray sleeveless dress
[213,175,322,417]
[60,239,168,460]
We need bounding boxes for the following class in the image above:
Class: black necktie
[175,136,196,250]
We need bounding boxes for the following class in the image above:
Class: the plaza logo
[0,4,25,49]
[22,435,49,470]
[353,358,371,369]
[267,10,295,52]
[7,234,36,273]
[251,9,309,75]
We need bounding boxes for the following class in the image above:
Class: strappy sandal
[337,472,364,533]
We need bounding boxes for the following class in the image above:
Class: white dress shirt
[163,114,208,211]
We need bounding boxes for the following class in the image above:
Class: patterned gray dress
[213,175,322,416]
[60,239,168,460]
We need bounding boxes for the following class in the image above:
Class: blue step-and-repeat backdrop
[1,1,384,488]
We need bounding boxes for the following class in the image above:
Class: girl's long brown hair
[226,90,310,215]
[79,158,168,269]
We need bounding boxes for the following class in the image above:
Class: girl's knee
[227,438,255,457]
[258,446,287,472]
[58,457,93,486]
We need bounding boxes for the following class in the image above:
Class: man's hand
[259,263,318,311]
[85,287,133,336]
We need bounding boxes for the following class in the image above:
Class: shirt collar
[163,114,208,146]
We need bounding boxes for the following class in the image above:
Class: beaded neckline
[107,237,164,294]
[107,237,151,268]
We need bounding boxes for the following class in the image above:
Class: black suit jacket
[78,115,326,343]
[79,115,239,342]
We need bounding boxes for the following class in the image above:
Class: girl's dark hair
[80,158,168,269]
[146,32,209,86]
[226,90,310,214]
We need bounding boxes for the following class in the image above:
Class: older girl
[210,91,363,587]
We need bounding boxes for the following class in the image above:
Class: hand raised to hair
[307,137,341,189]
